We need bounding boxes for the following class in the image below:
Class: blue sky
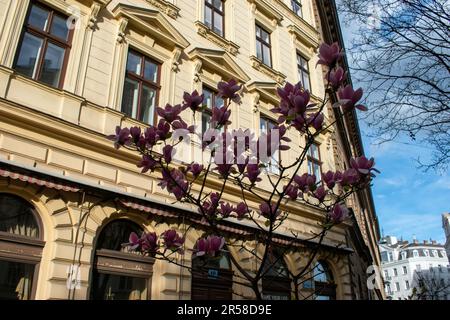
[338,10,449,244]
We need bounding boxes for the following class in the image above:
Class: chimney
[413,239,419,244]
[424,240,429,244]
[432,240,437,245]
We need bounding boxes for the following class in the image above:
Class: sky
[337,6,449,244]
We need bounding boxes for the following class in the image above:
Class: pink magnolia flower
[194,235,225,257]
[108,126,131,149]
[211,106,232,128]
[126,232,142,250]
[234,202,249,219]
[187,163,204,177]
[259,202,280,219]
[327,67,346,89]
[217,79,242,103]
[129,126,142,144]
[284,183,299,200]
[156,104,186,123]
[156,119,171,140]
[340,168,360,187]
[162,145,175,163]
[245,164,262,184]
[171,119,195,134]
[294,173,317,192]
[329,204,349,224]
[144,126,158,147]
[307,112,325,131]
[323,170,340,189]
[350,156,379,176]
[337,85,367,112]
[219,202,234,218]
[137,154,158,173]
[158,168,188,200]
[183,90,204,112]
[313,185,327,202]
[199,192,220,217]
[317,42,343,68]
[161,229,184,252]
[141,232,159,253]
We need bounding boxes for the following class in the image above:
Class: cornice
[249,56,286,85]
[247,0,283,26]
[194,21,240,56]
[145,0,180,19]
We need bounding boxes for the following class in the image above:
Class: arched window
[313,261,336,300]
[261,250,291,300]
[191,246,233,300]
[90,220,154,300]
[0,193,44,300]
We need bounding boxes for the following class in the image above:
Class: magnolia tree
[108,42,379,300]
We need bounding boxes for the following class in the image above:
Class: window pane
[202,112,211,135]
[213,0,223,10]
[126,52,142,75]
[140,85,156,124]
[0,261,35,300]
[215,95,224,108]
[213,12,223,36]
[28,5,49,31]
[96,220,143,252]
[256,42,263,61]
[39,42,65,87]
[302,72,310,92]
[314,163,321,181]
[0,194,39,238]
[144,59,158,82]
[91,272,147,300]
[260,118,267,134]
[50,15,69,40]
[15,32,43,79]
[204,6,212,27]
[203,88,213,109]
[256,25,261,37]
[122,77,139,119]
[262,45,271,67]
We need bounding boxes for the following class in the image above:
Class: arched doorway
[262,250,291,300]
[90,219,154,300]
[313,261,336,300]
[0,193,44,300]
[191,248,233,300]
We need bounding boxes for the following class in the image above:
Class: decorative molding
[112,3,190,49]
[288,24,320,51]
[87,3,102,30]
[171,47,183,72]
[189,48,250,84]
[194,21,240,56]
[193,59,203,82]
[146,0,180,19]
[247,0,283,27]
[246,81,280,106]
[249,56,286,85]
[117,17,128,43]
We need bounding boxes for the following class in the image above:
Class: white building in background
[379,236,450,300]
[443,213,450,263]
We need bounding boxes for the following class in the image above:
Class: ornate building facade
[0,0,383,300]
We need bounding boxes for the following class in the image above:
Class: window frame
[90,220,155,300]
[255,23,272,68]
[296,52,311,92]
[122,49,161,126]
[291,0,303,17]
[313,261,336,300]
[204,0,225,37]
[0,193,45,300]
[307,142,322,181]
[259,115,280,175]
[13,1,74,89]
[201,86,225,134]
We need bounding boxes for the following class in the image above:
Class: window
[297,53,311,92]
[14,2,73,88]
[384,270,389,279]
[255,24,272,67]
[204,0,224,36]
[307,143,322,181]
[202,86,224,135]
[424,249,429,257]
[291,0,302,17]
[90,220,154,300]
[262,250,291,300]
[260,117,280,174]
[393,268,398,276]
[395,282,400,292]
[403,266,407,275]
[388,252,393,262]
[191,245,232,300]
[401,251,407,259]
[122,50,160,125]
[0,194,44,300]
[313,261,336,300]
[432,250,438,257]
[405,280,410,290]
[413,250,418,258]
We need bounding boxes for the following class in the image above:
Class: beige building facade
[0,0,383,300]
